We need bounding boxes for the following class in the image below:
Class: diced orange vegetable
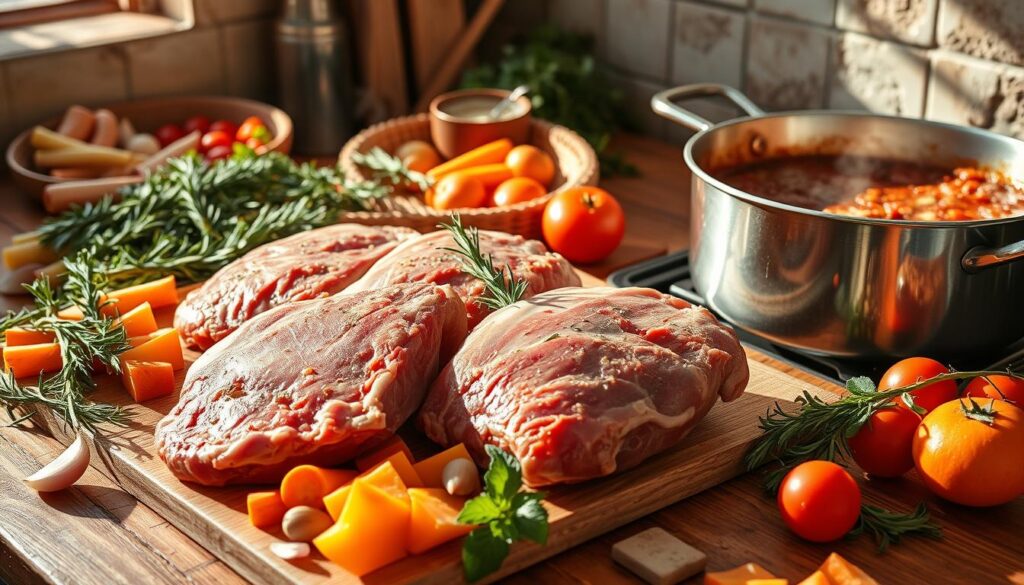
[407,488,473,554]
[748,580,788,585]
[378,451,423,488]
[818,553,878,585]
[113,301,158,337]
[355,435,414,471]
[121,360,175,402]
[56,306,84,321]
[704,563,777,585]
[4,328,56,346]
[119,328,184,371]
[2,240,57,270]
[323,484,352,522]
[426,138,513,180]
[413,443,473,488]
[313,480,410,576]
[58,275,179,320]
[324,460,409,521]
[247,490,288,528]
[446,164,514,189]
[3,342,62,378]
[797,571,830,585]
[280,465,358,509]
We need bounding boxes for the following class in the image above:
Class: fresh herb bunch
[439,214,528,310]
[0,252,130,432]
[351,147,433,192]
[458,445,549,582]
[37,151,388,289]
[746,370,1022,550]
[462,25,638,176]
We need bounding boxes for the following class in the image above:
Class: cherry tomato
[542,186,625,264]
[878,357,958,413]
[963,375,1024,406]
[236,116,268,142]
[155,124,185,147]
[183,115,211,135]
[205,145,233,161]
[777,461,862,543]
[200,131,233,154]
[209,120,238,137]
[847,406,921,477]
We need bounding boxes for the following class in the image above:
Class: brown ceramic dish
[429,88,532,159]
[6,95,294,197]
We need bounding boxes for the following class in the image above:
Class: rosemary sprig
[849,503,942,552]
[439,215,528,310]
[352,147,433,192]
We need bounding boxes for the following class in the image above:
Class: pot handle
[651,84,765,132]
[962,239,1024,272]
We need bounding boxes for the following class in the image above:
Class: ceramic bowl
[429,88,532,159]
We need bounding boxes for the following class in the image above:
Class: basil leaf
[462,528,510,583]
[458,494,503,525]
[484,444,521,503]
[512,493,549,545]
[847,376,876,395]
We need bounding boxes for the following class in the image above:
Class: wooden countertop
[0,134,1021,585]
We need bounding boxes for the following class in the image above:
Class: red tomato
[878,357,958,413]
[964,375,1024,406]
[236,116,268,142]
[209,120,238,137]
[200,131,233,154]
[205,145,233,161]
[183,115,210,135]
[542,186,625,264]
[847,406,921,477]
[155,124,185,147]
[777,461,862,543]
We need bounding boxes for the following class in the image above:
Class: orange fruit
[492,177,547,207]
[963,375,1024,406]
[912,398,1024,507]
[506,145,555,187]
[430,174,486,210]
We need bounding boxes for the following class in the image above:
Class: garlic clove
[442,457,481,496]
[270,541,310,560]
[24,433,90,492]
[0,263,43,296]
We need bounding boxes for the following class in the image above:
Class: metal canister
[275,0,355,155]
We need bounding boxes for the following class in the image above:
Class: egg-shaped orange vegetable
[506,145,555,187]
[492,177,547,207]
[912,398,1024,507]
[430,174,487,210]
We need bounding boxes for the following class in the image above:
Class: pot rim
[683,109,1024,229]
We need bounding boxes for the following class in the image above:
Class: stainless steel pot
[652,84,1024,359]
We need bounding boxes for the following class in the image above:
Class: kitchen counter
[0,134,1021,585]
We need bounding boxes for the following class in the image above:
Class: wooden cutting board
[28,272,831,584]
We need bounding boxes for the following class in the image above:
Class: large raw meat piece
[174,224,417,350]
[156,283,467,486]
[347,229,581,329]
[418,287,749,487]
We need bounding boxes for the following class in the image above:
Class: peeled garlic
[442,457,480,496]
[270,541,310,560]
[24,433,90,492]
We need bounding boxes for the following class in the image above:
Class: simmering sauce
[714,155,1024,221]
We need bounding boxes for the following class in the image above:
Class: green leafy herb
[352,147,433,192]
[849,503,941,552]
[458,445,549,582]
[462,25,638,176]
[439,215,528,310]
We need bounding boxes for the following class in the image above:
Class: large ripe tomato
[878,357,958,413]
[777,461,862,542]
[542,187,625,264]
[964,375,1024,407]
[155,123,185,147]
[847,406,921,477]
[913,398,1024,506]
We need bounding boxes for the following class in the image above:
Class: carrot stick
[112,301,158,337]
[119,328,184,371]
[3,342,62,378]
[56,105,95,141]
[446,163,513,188]
[426,138,513,180]
[42,176,140,214]
[2,240,58,270]
[280,465,359,509]
[247,490,288,528]
[11,231,40,245]
[121,360,175,402]
[50,168,104,180]
[35,147,135,169]
[3,328,56,347]
[90,109,118,147]
[58,275,178,320]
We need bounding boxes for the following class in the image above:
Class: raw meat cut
[174,224,417,350]
[418,287,749,487]
[156,283,467,486]
[348,229,581,329]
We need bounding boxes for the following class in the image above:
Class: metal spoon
[487,85,530,120]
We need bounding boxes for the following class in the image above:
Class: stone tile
[4,46,129,125]
[937,0,1024,67]
[610,72,667,138]
[925,50,1024,139]
[222,19,275,101]
[671,1,745,88]
[126,28,226,98]
[606,0,672,80]
[836,0,938,47]
[829,32,927,117]
[550,0,605,37]
[744,17,830,111]
[192,0,278,26]
[755,0,836,26]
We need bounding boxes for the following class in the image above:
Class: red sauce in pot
[713,155,1024,221]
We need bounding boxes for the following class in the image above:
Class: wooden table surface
[1,134,1021,585]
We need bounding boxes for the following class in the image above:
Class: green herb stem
[439,214,528,311]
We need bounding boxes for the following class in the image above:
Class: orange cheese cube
[4,327,56,346]
[819,553,878,585]
[3,342,62,378]
[324,461,408,521]
[323,484,352,522]
[407,488,473,554]
[413,443,474,488]
[119,328,184,371]
[379,451,423,488]
[355,435,414,471]
[280,465,357,509]
[122,360,175,402]
[113,301,158,337]
[314,480,410,576]
[748,580,788,585]
[705,563,777,585]
[797,571,831,585]
[247,490,287,529]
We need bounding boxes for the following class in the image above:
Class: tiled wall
[546,0,1024,143]
[0,0,276,144]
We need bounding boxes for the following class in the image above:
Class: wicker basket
[338,114,599,239]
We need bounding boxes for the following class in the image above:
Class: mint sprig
[457,445,549,582]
